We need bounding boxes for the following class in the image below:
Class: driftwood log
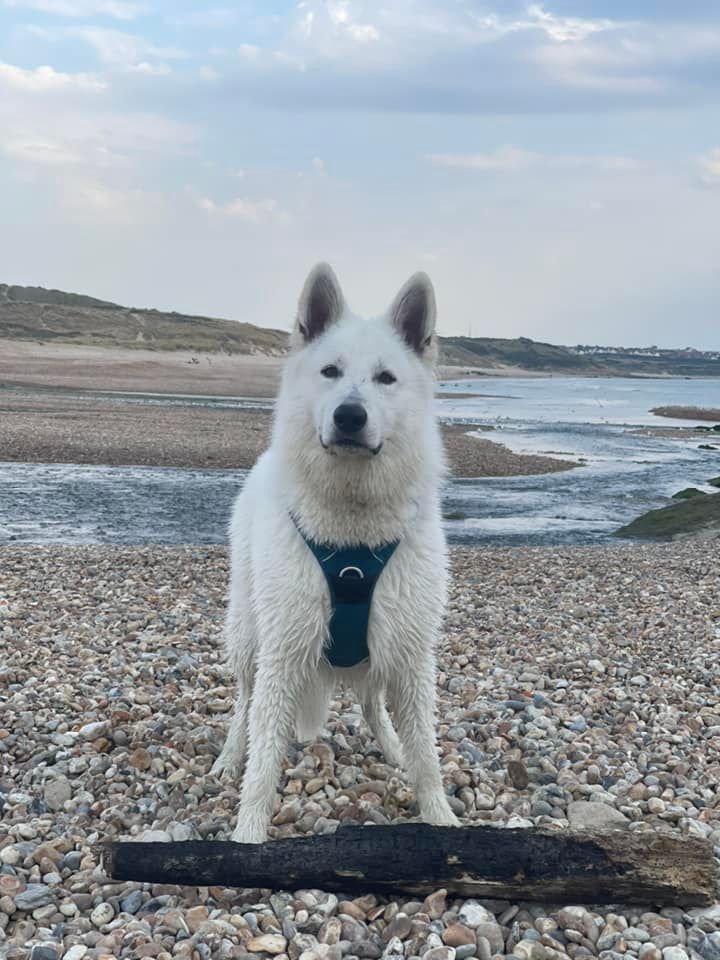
[104,824,717,906]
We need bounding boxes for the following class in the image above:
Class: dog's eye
[376,370,397,385]
[321,364,341,379]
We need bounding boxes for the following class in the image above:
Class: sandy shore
[0,388,575,477]
[651,406,720,422]
[0,339,285,397]
[1,542,718,957]
[0,339,537,397]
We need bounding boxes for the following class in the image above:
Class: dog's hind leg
[390,660,459,827]
[361,688,404,769]
[212,583,255,780]
[211,674,252,780]
[295,671,333,743]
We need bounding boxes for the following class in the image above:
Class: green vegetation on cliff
[2,282,720,375]
[0,283,287,355]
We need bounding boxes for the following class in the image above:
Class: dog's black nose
[333,403,367,435]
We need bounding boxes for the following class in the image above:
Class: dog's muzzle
[321,402,382,455]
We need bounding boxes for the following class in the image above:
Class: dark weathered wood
[103,824,717,906]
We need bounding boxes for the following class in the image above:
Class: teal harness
[293,518,399,668]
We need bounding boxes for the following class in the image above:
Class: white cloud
[0,60,105,92]
[427,147,642,174]
[238,43,261,60]
[697,148,720,186]
[168,7,239,29]
[523,4,616,43]
[57,178,161,223]
[3,0,144,18]
[4,136,82,166]
[195,193,288,223]
[211,2,720,114]
[71,27,186,70]
[428,147,537,172]
[324,0,380,42]
[0,53,194,229]
[129,61,172,76]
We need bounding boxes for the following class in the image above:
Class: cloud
[167,7,240,29]
[697,148,720,186]
[4,135,90,166]
[0,51,194,229]
[427,147,643,173]
[71,27,186,70]
[194,193,288,223]
[201,2,720,114]
[129,61,172,76]
[428,147,538,172]
[323,1,380,42]
[2,0,145,17]
[57,177,162,223]
[0,60,105,92]
[238,43,261,60]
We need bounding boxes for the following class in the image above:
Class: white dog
[212,263,458,843]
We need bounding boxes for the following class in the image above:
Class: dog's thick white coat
[213,264,458,843]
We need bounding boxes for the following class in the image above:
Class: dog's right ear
[292,263,345,348]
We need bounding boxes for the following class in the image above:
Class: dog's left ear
[388,272,437,358]
[293,263,346,348]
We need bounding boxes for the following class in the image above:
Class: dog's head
[280,263,438,460]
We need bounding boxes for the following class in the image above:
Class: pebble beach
[0,389,574,478]
[1,542,719,960]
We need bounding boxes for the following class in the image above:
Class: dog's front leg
[231,659,301,844]
[390,661,459,827]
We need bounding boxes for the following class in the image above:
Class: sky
[1,1,719,348]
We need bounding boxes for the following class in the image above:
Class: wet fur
[212,264,458,843]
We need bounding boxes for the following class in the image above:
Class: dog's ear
[293,263,345,347]
[388,272,437,358]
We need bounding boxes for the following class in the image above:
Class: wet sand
[0,388,576,477]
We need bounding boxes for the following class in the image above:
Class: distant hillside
[1,283,719,375]
[0,283,287,356]
[441,335,595,371]
[442,336,720,376]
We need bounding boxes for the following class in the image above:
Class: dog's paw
[422,798,461,828]
[231,818,267,845]
[383,747,406,770]
[211,751,245,781]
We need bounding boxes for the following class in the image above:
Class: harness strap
[291,516,399,667]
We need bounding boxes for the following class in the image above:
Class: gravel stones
[1,541,719,958]
[247,934,288,954]
[14,884,55,911]
[458,901,495,928]
[90,902,115,927]
[78,721,110,741]
[442,923,476,947]
[566,801,630,830]
[129,747,152,771]
[43,776,72,812]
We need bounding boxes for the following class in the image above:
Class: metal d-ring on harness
[291,515,399,668]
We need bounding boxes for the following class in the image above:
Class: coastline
[0,386,577,477]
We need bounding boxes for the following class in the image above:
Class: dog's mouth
[321,436,383,456]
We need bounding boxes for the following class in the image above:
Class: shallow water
[438,375,720,427]
[1,377,718,547]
